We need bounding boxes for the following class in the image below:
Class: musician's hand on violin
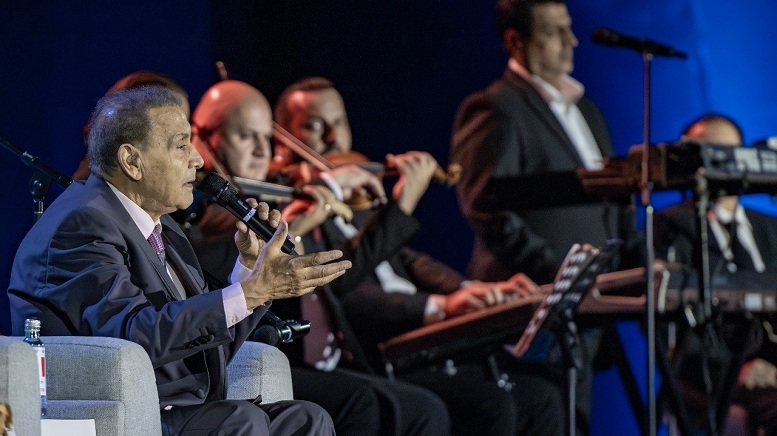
[326,165,386,204]
[234,199,280,269]
[388,151,438,215]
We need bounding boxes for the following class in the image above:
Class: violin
[270,122,462,209]
[194,135,352,221]
[325,150,462,187]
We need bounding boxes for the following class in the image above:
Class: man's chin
[177,193,195,211]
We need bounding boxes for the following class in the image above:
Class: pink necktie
[147,224,165,264]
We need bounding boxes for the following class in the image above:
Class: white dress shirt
[708,202,766,273]
[508,58,603,170]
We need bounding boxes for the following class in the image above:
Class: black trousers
[399,361,520,436]
[160,398,334,436]
[292,366,450,436]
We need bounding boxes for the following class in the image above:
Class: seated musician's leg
[399,362,519,436]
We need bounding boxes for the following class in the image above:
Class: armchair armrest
[227,341,293,404]
[0,336,41,436]
[44,336,161,436]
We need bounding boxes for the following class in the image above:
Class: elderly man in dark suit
[7,86,351,435]
[450,0,639,434]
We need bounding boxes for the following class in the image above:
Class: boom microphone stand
[0,137,73,221]
[591,28,687,436]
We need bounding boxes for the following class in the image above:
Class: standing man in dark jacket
[450,0,638,433]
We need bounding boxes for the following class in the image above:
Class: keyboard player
[654,113,777,435]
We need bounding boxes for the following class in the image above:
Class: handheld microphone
[197,172,297,254]
[253,311,311,345]
[591,27,687,59]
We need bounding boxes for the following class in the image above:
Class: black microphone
[197,172,297,255]
[591,27,687,59]
[252,311,311,345]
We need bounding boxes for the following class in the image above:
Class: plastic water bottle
[23,318,47,418]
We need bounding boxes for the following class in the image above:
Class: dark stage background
[2,1,776,433]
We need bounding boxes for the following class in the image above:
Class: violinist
[189,79,452,436]
[273,76,541,436]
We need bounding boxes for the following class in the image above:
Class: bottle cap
[24,318,41,330]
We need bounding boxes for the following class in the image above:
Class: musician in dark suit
[7,86,352,435]
[449,0,637,286]
[655,114,777,435]
[449,1,640,433]
[274,76,541,435]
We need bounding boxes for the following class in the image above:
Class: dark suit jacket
[8,175,266,407]
[322,201,466,371]
[451,68,636,283]
[654,201,777,281]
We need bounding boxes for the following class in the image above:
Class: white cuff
[222,283,252,327]
[230,257,252,283]
[423,294,447,325]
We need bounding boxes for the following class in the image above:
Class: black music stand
[516,240,620,436]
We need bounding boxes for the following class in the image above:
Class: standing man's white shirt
[508,58,603,170]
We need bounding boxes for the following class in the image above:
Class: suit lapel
[86,176,182,300]
[503,69,584,167]
[162,221,207,297]
[746,210,772,269]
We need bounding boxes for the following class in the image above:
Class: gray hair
[87,86,181,178]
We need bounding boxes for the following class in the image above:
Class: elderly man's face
[218,97,273,181]
[138,105,203,217]
[284,88,352,157]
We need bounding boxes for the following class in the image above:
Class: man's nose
[254,140,270,158]
[566,29,578,47]
[192,145,205,168]
[324,125,337,146]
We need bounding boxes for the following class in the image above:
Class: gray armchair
[3,336,293,436]
[0,335,41,436]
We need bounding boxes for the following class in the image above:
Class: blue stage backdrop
[2,2,776,433]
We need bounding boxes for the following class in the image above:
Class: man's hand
[240,219,352,310]
[234,199,278,269]
[283,185,340,253]
[443,273,540,318]
[388,151,438,215]
[326,165,386,204]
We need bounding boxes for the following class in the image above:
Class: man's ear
[503,28,523,55]
[117,143,143,181]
